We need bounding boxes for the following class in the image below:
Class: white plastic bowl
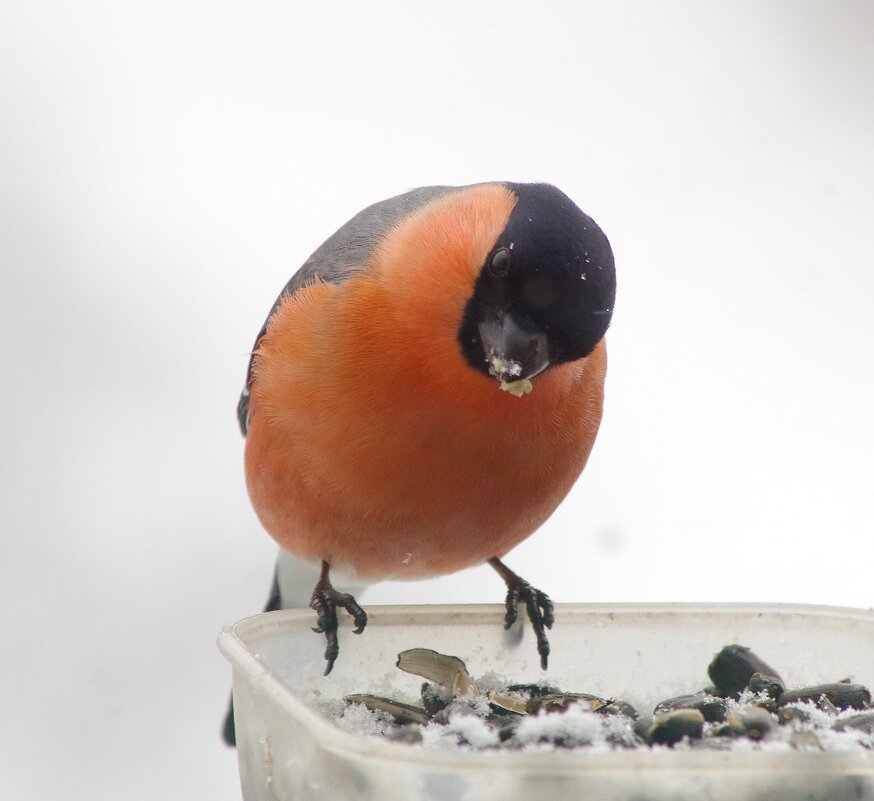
[218,603,874,800]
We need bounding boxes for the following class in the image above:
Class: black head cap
[459,183,616,379]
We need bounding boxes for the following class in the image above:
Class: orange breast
[244,185,607,581]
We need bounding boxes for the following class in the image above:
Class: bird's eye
[488,247,511,277]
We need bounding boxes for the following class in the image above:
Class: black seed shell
[778,683,871,712]
[708,644,784,696]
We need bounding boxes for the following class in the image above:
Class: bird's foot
[310,561,368,675]
[488,557,554,670]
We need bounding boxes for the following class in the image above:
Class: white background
[2,2,873,799]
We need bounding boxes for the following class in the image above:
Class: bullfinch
[223,182,615,745]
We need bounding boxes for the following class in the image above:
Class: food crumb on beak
[487,354,523,381]
[499,379,533,397]
[487,353,533,395]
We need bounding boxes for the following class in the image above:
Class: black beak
[477,314,550,383]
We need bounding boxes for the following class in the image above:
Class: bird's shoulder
[237,185,464,435]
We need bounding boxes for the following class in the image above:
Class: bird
[223,182,615,746]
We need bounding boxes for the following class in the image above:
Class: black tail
[222,568,282,747]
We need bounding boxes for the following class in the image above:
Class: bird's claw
[310,577,368,675]
[502,578,554,670]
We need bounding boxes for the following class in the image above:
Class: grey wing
[236,185,462,435]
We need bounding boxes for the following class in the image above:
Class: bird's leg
[310,559,368,675]
[488,557,554,670]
